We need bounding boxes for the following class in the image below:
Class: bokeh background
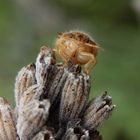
[0,0,140,139]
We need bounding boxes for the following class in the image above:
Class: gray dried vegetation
[0,46,115,140]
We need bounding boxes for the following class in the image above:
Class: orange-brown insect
[54,31,100,74]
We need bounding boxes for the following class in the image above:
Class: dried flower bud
[45,67,67,103]
[15,63,36,106]
[17,85,50,140]
[59,71,90,124]
[35,46,69,104]
[0,97,16,140]
[82,92,115,130]
[35,46,56,86]
[17,98,50,140]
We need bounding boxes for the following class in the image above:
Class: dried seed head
[17,99,50,140]
[15,63,36,107]
[0,97,16,140]
[59,71,90,124]
[11,46,115,139]
[82,92,115,130]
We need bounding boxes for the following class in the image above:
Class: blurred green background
[0,0,140,139]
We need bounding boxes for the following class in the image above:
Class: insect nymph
[55,31,100,74]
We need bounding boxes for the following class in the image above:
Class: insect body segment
[55,31,99,74]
